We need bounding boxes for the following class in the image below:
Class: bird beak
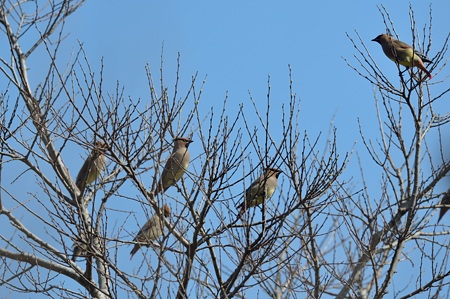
[371,37,377,42]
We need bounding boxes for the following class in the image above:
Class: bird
[237,168,283,217]
[72,242,85,262]
[71,142,107,261]
[71,232,88,262]
[372,33,432,79]
[153,137,193,196]
[438,190,450,223]
[130,205,171,260]
[75,141,108,193]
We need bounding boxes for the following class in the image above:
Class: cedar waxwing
[153,137,192,196]
[71,233,88,262]
[75,141,108,193]
[438,190,450,223]
[372,34,432,79]
[72,244,83,262]
[130,205,171,260]
[237,168,282,217]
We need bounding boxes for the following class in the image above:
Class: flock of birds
[70,33,440,261]
[71,137,282,261]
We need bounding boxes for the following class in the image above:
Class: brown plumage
[154,137,192,196]
[72,244,83,262]
[237,168,282,217]
[75,141,108,193]
[71,142,107,262]
[372,34,432,79]
[130,205,171,260]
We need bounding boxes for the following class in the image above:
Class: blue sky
[59,0,450,195]
[3,1,450,298]
[61,1,449,148]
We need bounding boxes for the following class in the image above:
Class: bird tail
[416,52,432,64]
[415,60,433,79]
[417,64,432,79]
[438,208,448,223]
[130,244,140,260]
[237,202,246,218]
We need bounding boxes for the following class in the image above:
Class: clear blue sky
[61,1,449,155]
[4,1,450,298]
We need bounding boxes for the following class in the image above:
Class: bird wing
[160,156,174,183]
[393,39,412,50]
[393,39,431,63]
[161,152,182,181]
[134,217,156,242]
[415,51,432,63]
[75,155,92,188]
[76,152,105,189]
[245,176,267,206]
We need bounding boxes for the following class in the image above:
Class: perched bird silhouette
[438,190,450,223]
[75,141,108,193]
[130,205,171,260]
[153,137,193,196]
[237,168,283,217]
[372,33,432,79]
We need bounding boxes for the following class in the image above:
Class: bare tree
[0,1,449,299]
[338,5,450,299]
